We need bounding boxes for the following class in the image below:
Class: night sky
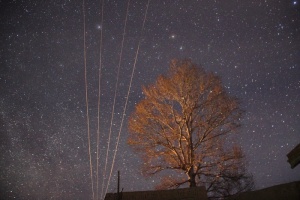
[1,0,300,199]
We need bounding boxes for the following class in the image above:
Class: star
[96,24,102,30]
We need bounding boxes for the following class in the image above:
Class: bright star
[170,34,176,39]
[96,24,101,30]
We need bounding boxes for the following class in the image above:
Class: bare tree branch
[128,60,253,198]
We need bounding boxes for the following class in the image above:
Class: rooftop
[104,186,208,200]
[287,143,300,169]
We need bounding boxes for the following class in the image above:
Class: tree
[128,60,253,199]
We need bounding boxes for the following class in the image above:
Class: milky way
[1,0,300,199]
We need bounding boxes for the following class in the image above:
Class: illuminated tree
[128,59,253,199]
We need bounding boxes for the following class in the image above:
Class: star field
[0,0,300,199]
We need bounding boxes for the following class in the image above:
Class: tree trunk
[188,167,196,187]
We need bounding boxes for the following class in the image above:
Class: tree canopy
[128,60,253,199]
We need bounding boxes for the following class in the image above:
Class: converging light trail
[104,0,151,197]
[100,0,130,199]
[82,1,151,199]
[82,0,95,199]
[96,0,104,199]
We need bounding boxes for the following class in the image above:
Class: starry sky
[1,0,300,199]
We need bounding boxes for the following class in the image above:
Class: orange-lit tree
[128,60,253,199]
